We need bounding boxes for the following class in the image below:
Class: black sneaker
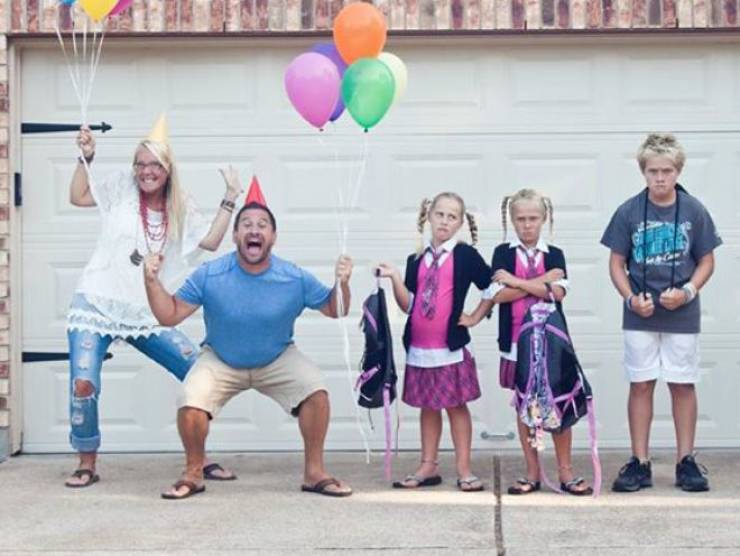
[675,454,710,492]
[612,456,652,492]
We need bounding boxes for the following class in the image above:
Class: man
[144,178,353,499]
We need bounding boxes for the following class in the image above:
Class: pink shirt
[409,253,455,349]
[511,249,546,343]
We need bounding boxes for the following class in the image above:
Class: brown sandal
[301,477,352,497]
[65,468,100,488]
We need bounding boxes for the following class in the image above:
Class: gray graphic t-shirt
[600,189,722,333]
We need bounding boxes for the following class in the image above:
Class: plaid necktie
[420,247,444,319]
[519,247,540,314]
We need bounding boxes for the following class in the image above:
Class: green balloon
[341,58,395,131]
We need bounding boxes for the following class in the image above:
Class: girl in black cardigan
[378,192,491,492]
[468,188,592,495]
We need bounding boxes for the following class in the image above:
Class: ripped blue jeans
[68,328,198,453]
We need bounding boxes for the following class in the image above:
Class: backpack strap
[587,397,603,497]
[383,384,393,481]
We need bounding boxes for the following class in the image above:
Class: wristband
[681,283,697,304]
[625,294,634,311]
[220,199,236,212]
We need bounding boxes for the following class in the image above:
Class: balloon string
[318,129,372,464]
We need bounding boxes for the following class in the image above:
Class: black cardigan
[402,243,491,352]
[491,243,568,353]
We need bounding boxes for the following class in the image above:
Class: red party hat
[244,175,267,207]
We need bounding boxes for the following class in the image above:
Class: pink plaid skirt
[402,349,481,410]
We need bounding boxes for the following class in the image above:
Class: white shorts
[623,330,700,384]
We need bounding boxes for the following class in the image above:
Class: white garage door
[20,38,740,453]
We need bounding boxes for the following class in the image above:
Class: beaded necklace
[129,191,168,266]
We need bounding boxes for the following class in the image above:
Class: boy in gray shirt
[601,133,721,493]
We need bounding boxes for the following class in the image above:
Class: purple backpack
[515,302,602,495]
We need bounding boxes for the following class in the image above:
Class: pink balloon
[109,0,132,16]
[284,53,341,130]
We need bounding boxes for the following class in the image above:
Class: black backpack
[515,302,602,495]
[356,286,398,478]
[357,286,397,408]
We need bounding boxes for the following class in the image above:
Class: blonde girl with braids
[467,188,592,495]
[377,192,491,492]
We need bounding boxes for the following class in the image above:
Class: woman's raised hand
[76,125,95,160]
[219,165,243,202]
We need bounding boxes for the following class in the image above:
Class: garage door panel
[21,41,740,453]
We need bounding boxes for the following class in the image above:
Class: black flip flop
[301,477,352,497]
[161,479,206,500]
[203,462,237,481]
[507,478,541,495]
[560,477,593,496]
[392,474,443,489]
[65,468,100,488]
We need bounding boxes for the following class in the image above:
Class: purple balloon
[311,43,347,122]
[285,53,341,130]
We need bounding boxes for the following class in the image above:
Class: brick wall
[0,0,737,455]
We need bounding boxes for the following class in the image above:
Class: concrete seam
[493,454,506,556]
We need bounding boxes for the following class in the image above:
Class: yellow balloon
[378,52,408,106]
[80,0,117,22]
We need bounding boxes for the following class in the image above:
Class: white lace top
[67,170,210,338]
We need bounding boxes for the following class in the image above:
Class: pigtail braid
[543,196,554,236]
[465,212,479,245]
[500,195,511,240]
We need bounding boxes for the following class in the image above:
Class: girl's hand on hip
[458,313,477,328]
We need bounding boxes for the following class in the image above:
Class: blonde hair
[500,188,553,240]
[135,140,186,241]
[416,192,478,253]
[637,133,686,173]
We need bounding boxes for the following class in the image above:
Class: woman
[65,117,240,487]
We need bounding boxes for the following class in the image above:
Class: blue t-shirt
[176,252,333,368]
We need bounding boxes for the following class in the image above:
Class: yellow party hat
[146,113,169,145]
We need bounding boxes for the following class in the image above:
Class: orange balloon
[333,3,387,65]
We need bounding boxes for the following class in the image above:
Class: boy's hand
[493,269,521,289]
[630,292,655,318]
[659,287,687,311]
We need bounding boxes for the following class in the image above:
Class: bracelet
[220,199,236,212]
[625,294,634,311]
[681,283,697,304]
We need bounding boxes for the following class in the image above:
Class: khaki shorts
[178,344,327,417]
